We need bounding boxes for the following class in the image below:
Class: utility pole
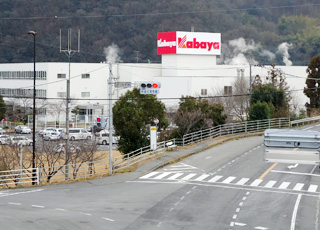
[60,28,80,180]
[108,63,114,174]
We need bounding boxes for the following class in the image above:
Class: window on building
[81,92,90,97]
[57,74,66,79]
[57,92,66,98]
[201,89,207,96]
[224,86,232,96]
[82,74,90,79]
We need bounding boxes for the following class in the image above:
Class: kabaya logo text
[178,36,219,51]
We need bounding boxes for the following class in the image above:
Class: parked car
[39,127,60,136]
[0,127,5,134]
[43,132,60,141]
[15,125,32,134]
[67,128,92,141]
[87,125,104,133]
[53,143,81,153]
[10,136,33,146]
[95,130,119,145]
[0,135,12,145]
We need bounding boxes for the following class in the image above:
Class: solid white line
[167,173,184,180]
[250,179,263,187]
[290,194,302,230]
[310,164,317,174]
[279,182,291,190]
[154,172,172,179]
[194,174,210,181]
[293,183,304,191]
[264,180,277,188]
[181,173,197,181]
[208,175,223,183]
[140,172,159,179]
[271,170,320,177]
[308,185,318,193]
[236,178,250,185]
[222,176,236,184]
[128,180,320,197]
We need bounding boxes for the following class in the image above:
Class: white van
[67,128,93,141]
[95,131,119,145]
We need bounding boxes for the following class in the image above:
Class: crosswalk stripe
[236,178,249,185]
[293,183,304,191]
[140,172,159,179]
[308,185,318,192]
[208,175,223,183]
[222,176,236,184]
[154,172,172,179]
[250,179,263,187]
[181,173,197,181]
[168,173,184,180]
[194,174,210,181]
[279,182,290,189]
[264,180,277,188]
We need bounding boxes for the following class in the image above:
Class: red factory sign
[157,31,221,55]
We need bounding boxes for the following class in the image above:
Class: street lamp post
[28,30,37,185]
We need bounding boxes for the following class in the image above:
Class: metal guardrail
[1,116,319,187]
[290,115,320,126]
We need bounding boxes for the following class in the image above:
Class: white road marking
[222,176,236,184]
[140,172,159,179]
[308,185,318,193]
[303,126,313,130]
[279,182,291,190]
[250,179,263,187]
[288,164,299,169]
[194,174,210,181]
[154,172,172,179]
[236,208,240,212]
[0,189,44,197]
[80,212,92,216]
[233,214,237,219]
[56,208,67,211]
[102,217,115,222]
[239,202,243,206]
[255,227,268,230]
[32,205,45,208]
[167,173,184,180]
[264,180,277,188]
[208,175,223,183]
[271,170,320,177]
[181,173,197,181]
[8,202,21,205]
[290,194,302,230]
[236,178,249,185]
[235,222,247,226]
[293,183,304,191]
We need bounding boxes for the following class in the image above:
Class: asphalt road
[1,126,320,229]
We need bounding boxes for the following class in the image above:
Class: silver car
[0,128,5,134]
[10,136,33,146]
[0,135,11,145]
[15,125,32,134]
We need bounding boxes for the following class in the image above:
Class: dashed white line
[32,205,45,209]
[80,212,92,216]
[102,217,115,222]
[56,208,67,211]
[8,202,21,205]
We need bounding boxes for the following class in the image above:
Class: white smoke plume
[219,37,276,65]
[277,42,293,66]
[104,43,121,63]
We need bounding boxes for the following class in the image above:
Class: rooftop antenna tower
[60,28,80,180]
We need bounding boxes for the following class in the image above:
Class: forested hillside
[1,0,320,65]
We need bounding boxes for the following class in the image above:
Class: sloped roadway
[1,126,320,229]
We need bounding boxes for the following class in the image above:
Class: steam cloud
[277,42,293,66]
[104,43,121,63]
[219,37,292,66]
